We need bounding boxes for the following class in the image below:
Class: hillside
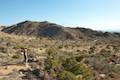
[2,21,73,40]
[0,21,120,80]
[2,21,120,41]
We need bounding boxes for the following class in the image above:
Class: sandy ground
[0,64,26,78]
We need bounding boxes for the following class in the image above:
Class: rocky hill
[2,20,120,40]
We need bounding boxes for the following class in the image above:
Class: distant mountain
[2,20,120,40]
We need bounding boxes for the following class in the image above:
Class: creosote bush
[44,48,95,80]
[58,70,77,80]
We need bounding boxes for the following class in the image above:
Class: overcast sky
[0,0,120,32]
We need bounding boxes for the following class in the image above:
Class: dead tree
[21,48,29,67]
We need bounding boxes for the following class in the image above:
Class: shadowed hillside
[2,21,73,40]
[2,21,120,41]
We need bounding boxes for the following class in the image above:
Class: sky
[0,0,120,32]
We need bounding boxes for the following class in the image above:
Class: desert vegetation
[0,31,120,80]
[0,21,120,80]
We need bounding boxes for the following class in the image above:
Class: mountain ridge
[2,20,120,40]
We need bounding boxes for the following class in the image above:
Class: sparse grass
[0,31,120,80]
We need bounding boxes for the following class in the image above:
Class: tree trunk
[22,48,29,67]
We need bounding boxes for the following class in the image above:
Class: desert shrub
[45,48,62,71]
[12,54,20,59]
[84,54,108,72]
[63,57,78,71]
[44,49,95,80]
[58,45,63,49]
[70,63,95,80]
[64,45,69,48]
[82,50,88,54]
[46,48,54,56]
[110,65,120,74]
[89,46,95,54]
[63,56,94,80]
[44,44,48,47]
[76,49,80,52]
[0,46,7,53]
[13,45,20,49]
[58,70,77,80]
[100,49,111,58]
[45,56,61,71]
[85,51,120,78]
[75,54,87,62]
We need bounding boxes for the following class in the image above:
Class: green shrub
[75,54,86,62]
[63,57,94,80]
[63,57,78,71]
[45,48,61,70]
[58,70,77,80]
[46,48,54,56]
[70,63,94,80]
[45,56,61,70]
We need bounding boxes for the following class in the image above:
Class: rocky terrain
[0,21,120,80]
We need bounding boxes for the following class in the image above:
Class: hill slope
[2,21,74,40]
[2,20,120,40]
[1,21,120,80]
